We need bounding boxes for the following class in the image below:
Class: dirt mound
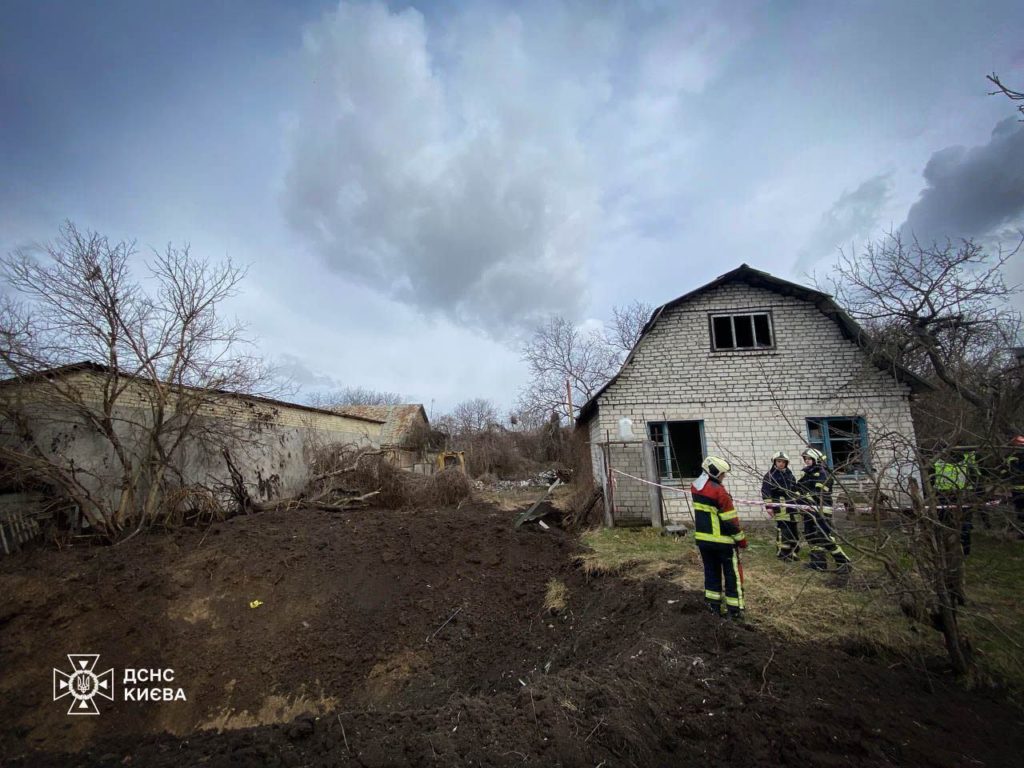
[1,503,1022,767]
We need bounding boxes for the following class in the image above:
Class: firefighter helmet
[771,451,790,464]
[701,456,731,477]
[802,447,826,463]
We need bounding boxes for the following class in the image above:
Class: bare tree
[988,73,1024,120]
[518,315,620,423]
[507,407,546,432]
[0,222,274,539]
[307,386,406,408]
[809,232,1024,678]
[437,398,500,437]
[606,301,654,356]
[822,232,1023,435]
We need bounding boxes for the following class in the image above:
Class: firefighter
[690,456,747,619]
[932,448,977,555]
[761,451,800,561]
[797,448,851,572]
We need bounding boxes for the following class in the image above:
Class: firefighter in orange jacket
[690,456,747,619]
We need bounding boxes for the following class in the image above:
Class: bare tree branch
[606,300,654,355]
[306,387,407,408]
[988,72,1024,120]
[821,231,1023,435]
[517,315,620,422]
[0,221,275,539]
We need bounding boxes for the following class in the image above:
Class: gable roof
[331,404,429,445]
[577,263,932,424]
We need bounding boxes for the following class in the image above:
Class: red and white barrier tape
[609,468,1004,516]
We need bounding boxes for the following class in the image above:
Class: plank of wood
[0,515,9,555]
[513,479,562,530]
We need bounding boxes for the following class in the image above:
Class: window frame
[648,420,706,483]
[708,310,776,352]
[805,416,871,475]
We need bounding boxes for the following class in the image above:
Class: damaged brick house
[577,264,930,525]
[0,362,429,531]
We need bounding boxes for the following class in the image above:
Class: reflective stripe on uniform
[705,590,722,601]
[693,500,735,543]
[728,549,745,609]
[695,532,736,544]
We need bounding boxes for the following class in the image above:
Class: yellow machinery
[436,451,466,473]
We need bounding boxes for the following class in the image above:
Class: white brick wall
[587,282,919,523]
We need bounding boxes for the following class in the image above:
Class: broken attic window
[710,312,773,351]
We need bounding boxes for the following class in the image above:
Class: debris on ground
[1,502,1021,767]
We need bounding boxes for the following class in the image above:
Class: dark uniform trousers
[804,509,849,570]
[768,498,800,560]
[697,542,744,612]
[798,464,850,571]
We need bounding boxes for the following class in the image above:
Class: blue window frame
[806,417,869,473]
[648,420,706,481]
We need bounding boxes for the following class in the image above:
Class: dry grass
[543,579,568,613]
[960,536,1024,692]
[578,528,689,578]
[304,445,471,510]
[161,486,225,527]
[738,537,929,656]
[580,526,1024,694]
[373,462,472,509]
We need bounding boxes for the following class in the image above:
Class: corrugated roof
[577,263,932,424]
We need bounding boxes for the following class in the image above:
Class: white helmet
[771,451,790,463]
[802,447,826,463]
[701,456,731,477]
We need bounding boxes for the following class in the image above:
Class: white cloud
[283,2,609,336]
[281,1,747,337]
[795,174,893,271]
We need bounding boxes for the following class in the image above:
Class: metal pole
[604,430,616,527]
[642,439,664,528]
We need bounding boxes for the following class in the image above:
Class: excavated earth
[0,502,1021,767]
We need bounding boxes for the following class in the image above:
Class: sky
[2,0,1023,416]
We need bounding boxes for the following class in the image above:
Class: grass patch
[962,536,1024,692]
[579,527,689,578]
[738,536,931,658]
[581,525,1024,695]
[543,579,568,613]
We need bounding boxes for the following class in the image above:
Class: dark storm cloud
[901,118,1024,244]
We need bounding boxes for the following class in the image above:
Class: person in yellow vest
[690,456,747,620]
[932,449,977,555]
